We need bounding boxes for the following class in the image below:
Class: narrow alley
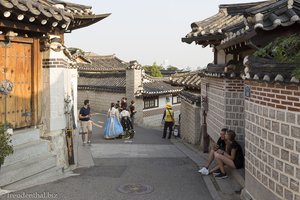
[0,113,213,200]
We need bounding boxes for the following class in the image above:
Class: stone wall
[77,90,125,113]
[201,77,245,144]
[201,77,226,142]
[244,81,300,200]
[180,99,201,145]
[42,40,73,168]
[224,79,245,144]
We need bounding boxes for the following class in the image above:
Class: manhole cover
[117,183,153,195]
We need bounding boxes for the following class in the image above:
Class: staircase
[0,128,60,189]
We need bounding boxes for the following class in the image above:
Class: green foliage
[0,124,14,165]
[166,66,179,71]
[293,67,300,79]
[253,34,300,79]
[143,62,163,77]
[254,34,300,62]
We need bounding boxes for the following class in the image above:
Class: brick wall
[180,99,201,144]
[244,81,300,200]
[77,90,125,113]
[201,77,245,144]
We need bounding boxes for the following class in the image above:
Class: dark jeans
[130,115,135,127]
[163,122,174,139]
[121,117,133,131]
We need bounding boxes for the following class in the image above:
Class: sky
[65,0,263,70]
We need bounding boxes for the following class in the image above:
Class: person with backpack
[161,104,175,139]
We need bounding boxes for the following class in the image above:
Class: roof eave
[68,13,111,31]
[182,35,225,45]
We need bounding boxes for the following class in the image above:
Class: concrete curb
[171,139,223,200]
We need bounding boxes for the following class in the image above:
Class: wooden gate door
[0,39,34,128]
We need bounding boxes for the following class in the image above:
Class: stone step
[2,166,75,191]
[213,170,243,200]
[3,140,50,167]
[0,155,57,187]
[10,128,40,146]
[231,168,245,188]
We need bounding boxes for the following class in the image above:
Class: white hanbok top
[108,107,119,118]
[120,110,130,118]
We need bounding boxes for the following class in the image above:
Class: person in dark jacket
[213,129,244,179]
[198,128,227,175]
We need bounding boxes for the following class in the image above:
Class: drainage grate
[117,183,153,195]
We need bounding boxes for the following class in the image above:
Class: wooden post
[202,110,209,153]
[66,129,74,165]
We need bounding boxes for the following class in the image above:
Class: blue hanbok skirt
[103,116,124,139]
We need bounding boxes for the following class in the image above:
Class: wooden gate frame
[0,35,42,127]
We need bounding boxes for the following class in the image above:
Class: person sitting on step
[198,128,227,175]
[213,129,244,179]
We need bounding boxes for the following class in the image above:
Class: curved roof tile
[182,2,261,45]
[184,1,300,48]
[0,0,110,32]
[242,56,300,83]
[142,81,182,95]
[78,72,126,93]
[170,71,203,89]
[220,0,300,46]
[179,90,201,104]
[78,54,129,72]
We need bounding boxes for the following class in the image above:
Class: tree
[253,34,300,79]
[166,65,179,71]
[143,62,163,77]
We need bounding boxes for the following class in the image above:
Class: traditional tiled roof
[184,0,300,49]
[0,0,110,33]
[179,90,201,104]
[245,0,300,30]
[78,56,183,94]
[142,81,183,96]
[204,61,248,78]
[78,54,129,72]
[220,0,300,48]
[143,73,169,83]
[78,72,126,93]
[242,56,300,83]
[182,2,261,46]
[169,71,203,90]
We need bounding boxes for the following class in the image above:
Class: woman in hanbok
[103,103,124,139]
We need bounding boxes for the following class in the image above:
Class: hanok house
[182,1,300,200]
[0,0,109,188]
[77,54,183,127]
[169,71,203,145]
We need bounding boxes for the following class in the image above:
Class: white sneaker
[198,167,206,173]
[198,167,209,175]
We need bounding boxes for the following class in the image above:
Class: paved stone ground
[0,113,213,200]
